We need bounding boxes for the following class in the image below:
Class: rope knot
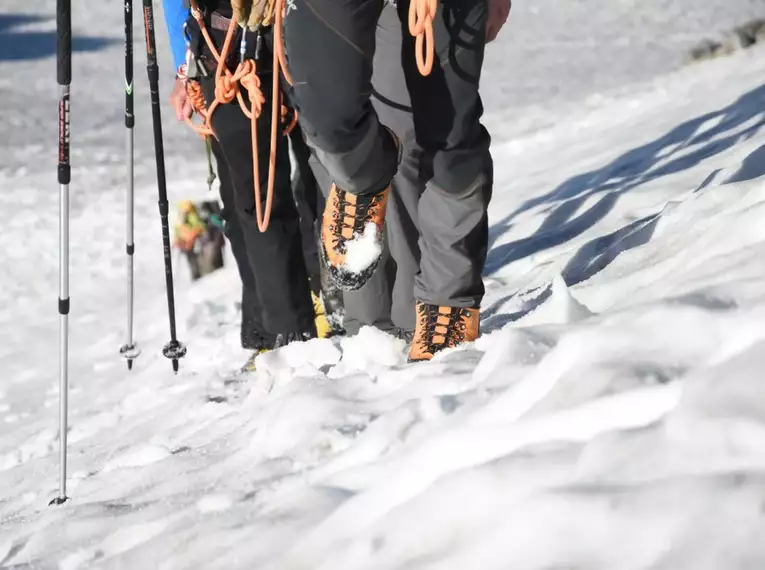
[239,61,265,118]
[214,72,238,104]
[184,80,214,137]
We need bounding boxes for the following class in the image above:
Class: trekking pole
[120,0,141,370]
[141,0,186,372]
[51,0,71,506]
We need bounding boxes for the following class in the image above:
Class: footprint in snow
[196,494,234,513]
[0,428,58,472]
[58,518,170,570]
[68,412,121,445]
[103,444,172,473]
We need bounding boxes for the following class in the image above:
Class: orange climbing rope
[409,0,436,76]
[184,0,294,233]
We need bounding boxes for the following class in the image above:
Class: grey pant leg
[342,243,397,335]
[282,0,398,196]
[396,0,493,309]
[323,2,422,334]
[307,150,397,334]
[371,4,422,332]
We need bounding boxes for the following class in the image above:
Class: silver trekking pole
[51,0,72,506]
[120,0,141,370]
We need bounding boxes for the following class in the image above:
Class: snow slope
[4,0,765,568]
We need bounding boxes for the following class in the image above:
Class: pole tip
[49,495,69,506]
[172,359,179,373]
[127,359,134,371]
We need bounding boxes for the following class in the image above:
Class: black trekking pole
[51,0,71,506]
[141,0,186,372]
[120,0,141,370]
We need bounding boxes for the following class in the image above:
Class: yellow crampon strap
[231,0,276,30]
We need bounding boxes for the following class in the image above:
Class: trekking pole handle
[57,0,71,187]
[125,0,135,129]
[57,0,71,86]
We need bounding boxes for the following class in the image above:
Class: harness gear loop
[185,0,295,232]
[409,0,436,76]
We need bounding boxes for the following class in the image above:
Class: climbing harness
[184,0,296,233]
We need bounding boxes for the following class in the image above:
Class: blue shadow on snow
[0,13,114,62]
[481,81,765,331]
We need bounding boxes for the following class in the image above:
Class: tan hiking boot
[408,302,480,362]
[320,183,389,291]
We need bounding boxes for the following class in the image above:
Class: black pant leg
[209,137,272,349]
[288,127,322,294]
[197,37,317,338]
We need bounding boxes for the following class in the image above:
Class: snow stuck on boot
[341,222,383,274]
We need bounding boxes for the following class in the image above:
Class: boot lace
[417,304,472,355]
[328,190,384,253]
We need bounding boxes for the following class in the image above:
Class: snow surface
[4,0,765,568]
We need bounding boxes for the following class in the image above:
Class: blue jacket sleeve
[162,0,189,71]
